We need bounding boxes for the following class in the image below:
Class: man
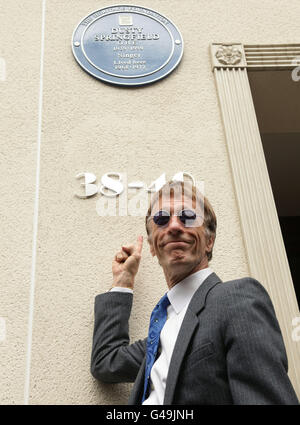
[91,180,298,404]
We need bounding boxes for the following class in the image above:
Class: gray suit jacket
[91,273,298,404]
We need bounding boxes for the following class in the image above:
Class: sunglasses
[152,209,199,227]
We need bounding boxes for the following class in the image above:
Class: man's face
[148,194,214,273]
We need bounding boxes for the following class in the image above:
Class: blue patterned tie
[141,292,170,403]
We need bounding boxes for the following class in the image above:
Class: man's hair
[145,180,217,261]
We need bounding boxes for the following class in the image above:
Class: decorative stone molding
[215,45,242,65]
[211,42,300,69]
[211,43,247,69]
[244,43,300,69]
[211,43,300,398]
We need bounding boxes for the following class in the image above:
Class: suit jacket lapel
[163,272,222,404]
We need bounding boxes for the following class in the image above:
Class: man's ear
[206,235,215,255]
[148,236,156,257]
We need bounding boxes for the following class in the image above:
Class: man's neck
[164,260,209,290]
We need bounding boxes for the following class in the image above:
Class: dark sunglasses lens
[153,210,170,226]
[180,209,197,224]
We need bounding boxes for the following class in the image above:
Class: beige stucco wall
[0,0,299,404]
[0,1,43,404]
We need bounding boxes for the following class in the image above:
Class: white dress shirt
[110,267,213,405]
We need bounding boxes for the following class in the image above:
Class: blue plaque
[72,5,184,86]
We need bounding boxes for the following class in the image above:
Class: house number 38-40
[74,172,196,199]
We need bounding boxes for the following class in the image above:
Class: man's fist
[111,235,143,289]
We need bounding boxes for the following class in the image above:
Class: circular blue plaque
[72,5,184,86]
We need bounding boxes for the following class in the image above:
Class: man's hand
[112,235,143,289]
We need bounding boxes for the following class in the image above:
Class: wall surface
[0,0,299,404]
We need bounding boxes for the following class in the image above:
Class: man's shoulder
[207,275,272,305]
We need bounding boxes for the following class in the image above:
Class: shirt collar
[167,268,213,314]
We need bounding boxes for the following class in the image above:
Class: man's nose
[167,215,183,233]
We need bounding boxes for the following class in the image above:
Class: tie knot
[159,293,170,310]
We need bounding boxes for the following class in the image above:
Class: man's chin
[167,253,188,265]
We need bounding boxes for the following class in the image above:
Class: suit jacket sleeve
[222,278,299,404]
[91,291,146,383]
